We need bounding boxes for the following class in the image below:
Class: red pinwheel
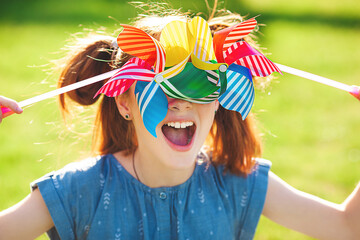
[213,17,282,77]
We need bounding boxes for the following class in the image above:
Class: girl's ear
[115,95,132,120]
[215,100,220,112]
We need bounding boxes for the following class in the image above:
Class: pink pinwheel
[213,17,282,77]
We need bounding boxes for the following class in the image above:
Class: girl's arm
[262,171,360,239]
[0,96,53,239]
[0,189,54,240]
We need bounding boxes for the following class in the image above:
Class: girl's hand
[350,85,360,101]
[0,96,23,123]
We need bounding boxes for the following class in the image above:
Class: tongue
[162,125,189,146]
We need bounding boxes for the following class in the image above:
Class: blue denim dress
[31,154,271,240]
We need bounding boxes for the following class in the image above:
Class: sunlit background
[0,0,359,239]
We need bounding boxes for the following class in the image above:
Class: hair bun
[58,37,115,111]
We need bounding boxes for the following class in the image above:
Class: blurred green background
[0,0,359,239]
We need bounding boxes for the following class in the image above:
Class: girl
[0,8,360,240]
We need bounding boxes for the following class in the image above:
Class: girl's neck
[133,149,196,188]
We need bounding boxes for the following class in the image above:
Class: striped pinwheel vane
[95,16,282,137]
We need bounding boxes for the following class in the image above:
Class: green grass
[0,1,359,239]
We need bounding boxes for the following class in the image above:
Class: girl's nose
[168,98,192,112]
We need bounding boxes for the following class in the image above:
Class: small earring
[125,114,130,119]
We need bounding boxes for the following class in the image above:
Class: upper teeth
[166,121,194,129]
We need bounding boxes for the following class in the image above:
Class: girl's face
[116,84,218,170]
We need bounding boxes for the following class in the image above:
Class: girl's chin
[159,152,198,171]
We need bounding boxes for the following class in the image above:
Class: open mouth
[161,121,196,146]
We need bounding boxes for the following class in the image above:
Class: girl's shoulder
[199,155,272,197]
[30,154,118,192]
[254,158,272,168]
[201,149,271,176]
[206,156,272,180]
